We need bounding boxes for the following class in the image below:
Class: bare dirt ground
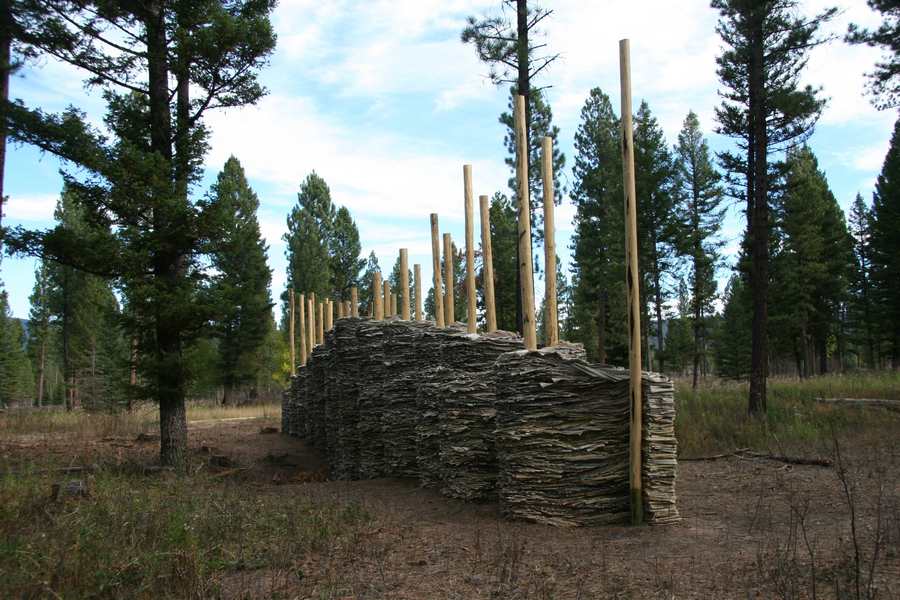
[4,416,899,599]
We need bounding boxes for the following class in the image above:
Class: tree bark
[0,7,10,252]
[747,12,768,416]
[514,0,529,336]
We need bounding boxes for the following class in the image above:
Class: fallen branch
[681,448,831,467]
[814,397,900,412]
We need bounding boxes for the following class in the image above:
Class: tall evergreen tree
[673,111,724,388]
[0,286,34,407]
[203,156,272,405]
[870,117,900,369]
[483,192,519,332]
[846,0,900,110]
[848,193,877,367]
[633,101,679,371]
[27,259,54,406]
[5,0,277,465]
[712,0,834,414]
[770,146,853,376]
[715,275,753,379]
[284,172,335,317]
[329,206,364,301]
[569,88,626,363]
[358,251,380,316]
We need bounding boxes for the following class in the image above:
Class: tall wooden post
[514,94,537,350]
[309,292,316,349]
[400,248,410,320]
[620,38,643,527]
[542,136,559,346]
[298,292,307,366]
[391,293,397,317]
[430,214,445,328]
[307,296,315,351]
[317,302,324,344]
[289,288,296,376]
[414,264,423,321]
[337,300,345,320]
[479,195,497,333]
[351,286,359,318]
[373,271,384,320]
[464,165,477,333]
[443,232,455,326]
[326,299,333,331]
[383,280,392,317]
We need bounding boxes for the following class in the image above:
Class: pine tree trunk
[514,0,529,336]
[222,381,233,406]
[692,315,701,390]
[0,13,9,252]
[36,338,46,407]
[747,16,768,416]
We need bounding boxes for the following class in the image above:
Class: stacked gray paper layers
[382,319,434,478]
[641,371,679,524]
[438,331,524,500]
[306,342,330,451]
[328,324,359,480]
[356,318,387,478]
[495,346,678,526]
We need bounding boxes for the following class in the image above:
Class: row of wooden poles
[285,41,644,525]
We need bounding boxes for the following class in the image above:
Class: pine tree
[5,0,277,465]
[203,156,273,405]
[870,116,900,368]
[673,111,724,388]
[329,206,364,301]
[715,275,753,379]
[848,193,877,367]
[0,287,34,407]
[569,88,627,363]
[284,172,335,318]
[770,146,853,376]
[633,101,679,371]
[713,0,834,414]
[358,252,381,316]
[28,259,54,406]
[484,192,518,331]
[846,0,900,110]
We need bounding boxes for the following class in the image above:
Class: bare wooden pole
[414,264,423,321]
[298,292,307,367]
[307,297,315,350]
[542,136,559,346]
[309,292,316,349]
[479,195,497,333]
[430,214,445,328]
[373,271,384,320]
[514,94,537,350]
[464,164,477,333]
[326,299,333,331]
[337,300,345,320]
[391,293,397,316]
[443,232,455,325]
[620,38,643,527]
[289,288,296,376]
[351,287,359,318]
[400,248,410,320]
[317,302,324,344]
[383,280,392,317]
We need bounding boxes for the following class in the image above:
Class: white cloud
[3,194,57,222]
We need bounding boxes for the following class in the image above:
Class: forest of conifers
[0,1,897,467]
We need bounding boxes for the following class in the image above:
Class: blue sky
[1,0,895,320]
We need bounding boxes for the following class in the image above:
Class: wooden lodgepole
[514,94,537,350]
[373,271,384,320]
[542,136,559,347]
[317,302,324,344]
[479,195,497,332]
[430,214,445,328]
[337,300,345,320]
[307,296,315,350]
[400,248,410,320]
[443,232,455,326]
[325,299,333,331]
[351,286,359,318]
[289,288,296,376]
[383,280,392,317]
[414,264,423,321]
[620,38,643,526]
[464,165,477,334]
[298,292,307,366]
[391,293,397,317]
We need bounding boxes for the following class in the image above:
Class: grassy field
[676,370,900,457]
[1,374,898,598]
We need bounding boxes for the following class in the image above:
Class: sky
[1,0,896,321]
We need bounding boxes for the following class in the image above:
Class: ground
[2,406,898,599]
